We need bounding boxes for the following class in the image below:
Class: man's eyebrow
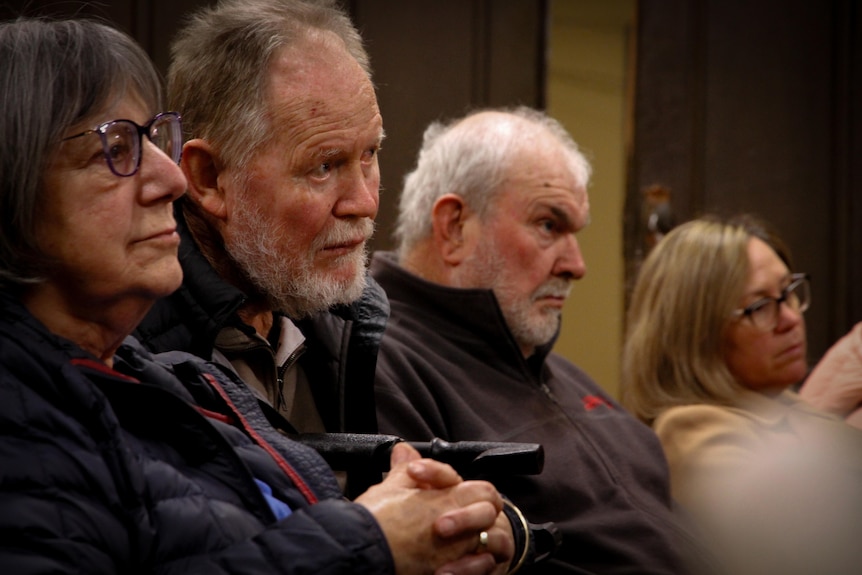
[548,205,573,227]
[306,147,343,161]
[309,129,385,160]
[544,204,591,230]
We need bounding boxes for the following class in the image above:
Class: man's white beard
[456,235,571,353]
[225,195,373,319]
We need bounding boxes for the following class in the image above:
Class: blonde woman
[622,215,862,575]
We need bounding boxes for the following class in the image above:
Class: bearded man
[135,0,386,496]
[371,107,705,575]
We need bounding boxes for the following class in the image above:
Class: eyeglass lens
[149,114,182,164]
[749,277,810,330]
[101,113,182,177]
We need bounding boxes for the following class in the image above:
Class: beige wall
[547,0,635,399]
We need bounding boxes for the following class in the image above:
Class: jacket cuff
[502,498,562,574]
[303,499,395,575]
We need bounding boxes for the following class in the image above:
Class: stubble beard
[458,236,571,354]
[225,195,372,319]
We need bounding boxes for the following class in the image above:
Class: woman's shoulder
[655,402,753,431]
[654,402,765,464]
[656,390,788,430]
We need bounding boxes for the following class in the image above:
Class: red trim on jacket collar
[195,406,235,425]
[200,373,319,505]
[70,358,140,382]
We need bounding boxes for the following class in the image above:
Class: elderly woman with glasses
[621,214,862,575]
[0,16,514,575]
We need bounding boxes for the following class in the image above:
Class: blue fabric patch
[254,478,292,521]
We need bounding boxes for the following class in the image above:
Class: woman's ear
[180,139,227,221]
[432,194,475,264]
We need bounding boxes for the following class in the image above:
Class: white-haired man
[372,107,703,575]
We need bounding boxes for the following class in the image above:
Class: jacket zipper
[276,343,306,413]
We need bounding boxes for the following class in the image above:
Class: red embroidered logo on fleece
[582,395,613,411]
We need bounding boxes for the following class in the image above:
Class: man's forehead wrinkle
[267,44,372,112]
[504,174,584,197]
[266,92,378,147]
[258,37,382,171]
[265,58,380,122]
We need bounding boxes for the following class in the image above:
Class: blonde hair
[621,215,789,424]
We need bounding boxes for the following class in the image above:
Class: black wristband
[502,499,531,574]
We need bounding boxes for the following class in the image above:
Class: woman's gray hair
[0,17,163,286]
[394,106,592,256]
[168,0,370,173]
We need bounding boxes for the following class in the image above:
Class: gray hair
[394,106,592,255]
[168,0,370,172]
[0,17,164,286]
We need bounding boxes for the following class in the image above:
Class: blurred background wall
[547,0,633,398]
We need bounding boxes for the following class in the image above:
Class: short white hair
[394,106,591,256]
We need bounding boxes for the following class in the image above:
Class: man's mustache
[532,278,572,301]
[313,217,376,250]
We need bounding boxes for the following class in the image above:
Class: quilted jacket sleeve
[0,341,394,575]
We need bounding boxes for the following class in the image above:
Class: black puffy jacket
[0,292,393,575]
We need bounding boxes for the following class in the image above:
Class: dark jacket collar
[137,204,390,360]
[135,205,390,443]
[135,205,250,357]
[370,251,556,373]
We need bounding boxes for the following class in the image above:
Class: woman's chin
[144,261,184,300]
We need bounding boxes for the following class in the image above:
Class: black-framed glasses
[732,273,811,332]
[61,111,182,177]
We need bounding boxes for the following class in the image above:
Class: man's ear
[431,194,474,264]
[180,138,227,221]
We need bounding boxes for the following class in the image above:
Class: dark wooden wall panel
[703,0,835,358]
[625,0,701,219]
[487,0,546,108]
[836,0,862,332]
[630,0,861,365]
[350,1,479,251]
[350,0,546,250]
[0,0,213,77]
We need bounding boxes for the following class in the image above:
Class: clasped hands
[356,442,515,575]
